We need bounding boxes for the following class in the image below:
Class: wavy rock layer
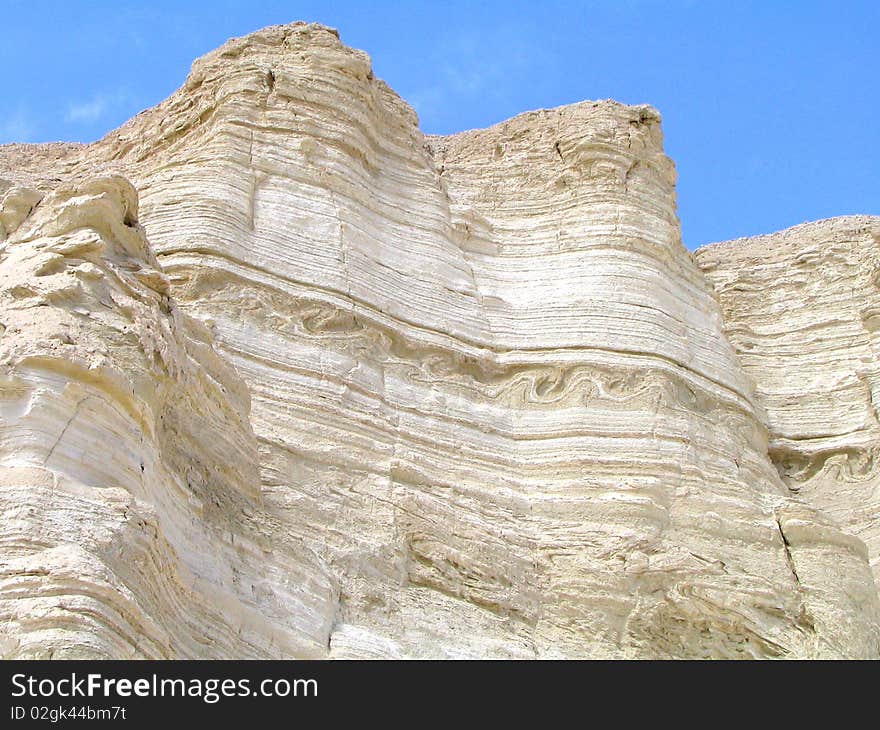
[0,23,878,658]
[696,217,880,586]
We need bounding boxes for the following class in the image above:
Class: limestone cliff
[0,175,334,658]
[696,217,880,588]
[0,22,878,658]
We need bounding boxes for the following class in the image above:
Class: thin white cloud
[65,90,133,124]
[406,24,542,126]
[66,96,108,123]
[0,107,36,143]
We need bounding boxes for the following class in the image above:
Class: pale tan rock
[0,22,878,658]
[696,216,880,589]
[0,175,334,658]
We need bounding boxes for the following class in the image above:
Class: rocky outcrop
[0,22,878,658]
[696,216,880,588]
[0,175,334,658]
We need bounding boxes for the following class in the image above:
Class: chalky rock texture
[0,176,333,658]
[0,23,878,658]
[696,217,880,587]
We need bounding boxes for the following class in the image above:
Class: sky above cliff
[2,0,876,249]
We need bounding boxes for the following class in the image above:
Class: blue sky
[2,1,876,248]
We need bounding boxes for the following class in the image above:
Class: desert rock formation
[0,23,878,658]
[696,217,880,587]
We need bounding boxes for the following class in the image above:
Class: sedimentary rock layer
[0,175,333,658]
[0,22,878,658]
[696,216,880,586]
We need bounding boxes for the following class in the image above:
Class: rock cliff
[0,23,877,658]
[696,217,880,589]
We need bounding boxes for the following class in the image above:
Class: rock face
[0,22,878,658]
[0,176,334,658]
[695,217,880,588]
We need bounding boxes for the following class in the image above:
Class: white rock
[0,23,877,658]
[696,216,880,588]
[0,176,334,658]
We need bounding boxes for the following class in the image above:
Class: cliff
[695,216,880,587]
[0,22,877,658]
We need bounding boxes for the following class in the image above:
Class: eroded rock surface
[696,217,880,588]
[0,175,334,658]
[0,23,878,658]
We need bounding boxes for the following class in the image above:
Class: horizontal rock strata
[0,175,333,658]
[0,22,878,658]
[696,216,880,587]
